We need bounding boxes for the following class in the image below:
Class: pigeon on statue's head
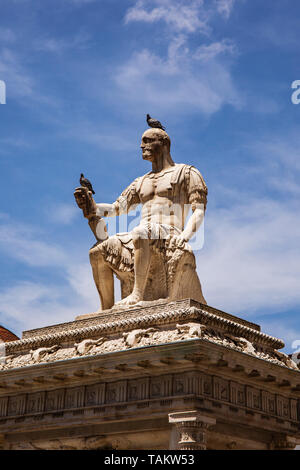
[146,114,166,131]
[80,173,95,195]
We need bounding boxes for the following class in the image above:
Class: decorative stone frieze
[0,301,299,450]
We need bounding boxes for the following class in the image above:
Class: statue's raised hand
[74,186,97,219]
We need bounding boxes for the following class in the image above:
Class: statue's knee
[132,226,148,245]
[89,245,104,265]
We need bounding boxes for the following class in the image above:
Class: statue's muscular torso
[139,167,182,229]
[115,163,207,232]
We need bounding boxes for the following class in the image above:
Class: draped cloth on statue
[100,223,184,273]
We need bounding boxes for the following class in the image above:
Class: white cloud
[0,217,100,334]
[125,0,239,32]
[0,47,61,108]
[194,39,236,61]
[0,257,121,336]
[125,0,210,34]
[35,32,90,54]
[198,197,300,315]
[47,203,78,225]
[216,0,237,19]
[246,135,300,195]
[259,321,300,352]
[0,48,34,98]
[0,278,98,335]
[197,132,300,321]
[0,137,33,156]
[119,0,241,115]
[63,121,136,152]
[0,219,69,267]
[115,37,239,115]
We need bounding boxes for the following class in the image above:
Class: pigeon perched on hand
[146,114,166,131]
[80,173,95,195]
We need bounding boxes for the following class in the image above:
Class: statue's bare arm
[96,202,118,217]
[96,179,140,217]
[181,204,205,242]
[74,187,134,219]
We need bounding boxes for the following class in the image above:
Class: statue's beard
[142,151,155,161]
[142,147,163,162]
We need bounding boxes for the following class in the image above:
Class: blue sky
[0,0,300,352]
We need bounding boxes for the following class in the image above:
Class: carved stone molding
[269,435,298,450]
[4,304,284,358]
[0,369,298,426]
[0,314,295,373]
[0,433,6,450]
[169,411,216,450]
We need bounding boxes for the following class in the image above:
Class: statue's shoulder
[175,163,202,173]
[171,163,201,184]
[174,164,207,198]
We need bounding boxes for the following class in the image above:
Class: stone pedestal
[0,299,299,450]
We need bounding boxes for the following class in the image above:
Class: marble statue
[74,127,208,311]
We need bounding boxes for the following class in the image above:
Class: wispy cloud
[35,31,90,54]
[247,133,300,195]
[0,219,68,267]
[0,48,34,98]
[0,137,33,156]
[216,0,237,19]
[119,0,241,115]
[0,47,61,109]
[115,37,239,115]
[125,0,239,32]
[198,131,300,319]
[199,196,300,315]
[194,39,237,61]
[47,203,79,225]
[0,216,99,334]
[125,0,210,34]
[0,27,16,43]
[61,120,137,152]
[0,278,97,334]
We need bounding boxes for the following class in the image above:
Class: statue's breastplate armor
[139,169,174,203]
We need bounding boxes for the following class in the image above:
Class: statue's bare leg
[89,246,114,310]
[116,229,151,306]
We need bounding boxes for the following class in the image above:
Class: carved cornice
[4,306,284,356]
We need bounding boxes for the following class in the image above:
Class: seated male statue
[74,127,208,311]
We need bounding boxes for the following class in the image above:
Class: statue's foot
[115,292,142,307]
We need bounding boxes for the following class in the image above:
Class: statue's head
[141,128,173,165]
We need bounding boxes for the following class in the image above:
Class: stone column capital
[270,435,299,451]
[168,411,216,450]
[169,411,216,426]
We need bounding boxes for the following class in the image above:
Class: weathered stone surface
[0,300,299,450]
[0,301,289,370]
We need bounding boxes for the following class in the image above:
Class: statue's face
[141,130,164,162]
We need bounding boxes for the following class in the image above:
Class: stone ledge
[22,299,260,339]
[3,305,282,359]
